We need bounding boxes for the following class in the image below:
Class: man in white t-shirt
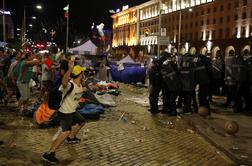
[42,58,86,164]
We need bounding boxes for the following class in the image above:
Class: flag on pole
[63,4,69,18]
[63,4,69,12]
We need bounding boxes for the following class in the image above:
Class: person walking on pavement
[42,58,86,164]
[244,50,252,115]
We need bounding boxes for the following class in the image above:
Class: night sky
[5,0,147,35]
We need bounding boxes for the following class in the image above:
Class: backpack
[48,82,74,110]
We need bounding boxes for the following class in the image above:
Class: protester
[42,58,86,164]
[16,52,40,114]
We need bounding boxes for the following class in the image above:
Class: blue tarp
[110,62,147,83]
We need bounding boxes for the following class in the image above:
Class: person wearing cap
[42,58,87,164]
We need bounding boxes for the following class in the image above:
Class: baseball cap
[72,65,86,76]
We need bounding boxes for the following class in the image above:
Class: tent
[0,41,7,48]
[69,40,98,55]
[118,55,135,64]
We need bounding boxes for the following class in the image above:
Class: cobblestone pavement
[0,84,233,166]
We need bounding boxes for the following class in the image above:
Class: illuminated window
[196,0,200,5]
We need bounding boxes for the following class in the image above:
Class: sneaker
[42,152,59,164]
[65,137,81,144]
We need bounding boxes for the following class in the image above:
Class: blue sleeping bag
[78,104,105,120]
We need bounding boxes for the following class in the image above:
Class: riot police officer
[161,53,181,116]
[194,54,212,113]
[148,52,170,114]
[178,53,195,113]
[232,53,247,112]
[244,51,252,115]
[224,50,236,108]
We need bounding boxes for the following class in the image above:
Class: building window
[190,22,193,28]
[212,30,216,39]
[195,22,198,27]
[227,16,230,22]
[201,10,204,15]
[196,11,199,16]
[219,29,223,39]
[207,8,211,14]
[214,6,217,12]
[201,20,204,26]
[191,13,193,18]
[206,31,210,39]
[235,1,239,8]
[195,32,198,40]
[242,26,246,36]
[207,19,210,25]
[234,14,238,20]
[233,27,238,36]
[185,23,188,28]
[226,28,230,37]
[220,17,223,24]
[190,33,193,40]
[227,3,231,10]
[213,18,216,24]
[220,5,224,12]
[201,32,204,39]
[243,0,247,6]
[242,12,247,19]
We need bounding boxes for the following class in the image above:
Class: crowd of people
[148,49,252,116]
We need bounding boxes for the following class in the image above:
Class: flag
[63,4,69,12]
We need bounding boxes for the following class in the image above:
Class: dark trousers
[169,91,179,113]
[149,82,169,111]
[182,91,193,113]
[234,82,246,110]
[198,84,210,109]
[225,84,236,106]
[245,84,252,111]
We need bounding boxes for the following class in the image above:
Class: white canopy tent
[118,55,135,64]
[69,40,98,55]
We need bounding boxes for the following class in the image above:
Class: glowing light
[185,42,189,52]
[207,41,212,53]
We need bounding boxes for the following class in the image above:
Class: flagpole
[66,4,69,52]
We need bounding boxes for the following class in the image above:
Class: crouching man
[42,58,86,164]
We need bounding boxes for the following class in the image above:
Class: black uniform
[148,53,169,114]
[161,56,181,115]
[194,54,212,112]
[245,56,252,113]
[178,54,195,113]
[212,55,224,95]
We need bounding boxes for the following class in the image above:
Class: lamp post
[178,8,192,56]
[157,0,162,58]
[22,4,42,45]
[3,0,6,42]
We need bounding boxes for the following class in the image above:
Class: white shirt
[59,80,83,114]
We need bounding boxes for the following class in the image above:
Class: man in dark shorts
[42,58,86,164]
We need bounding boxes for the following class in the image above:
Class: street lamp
[178,8,192,56]
[29,24,33,27]
[32,16,37,20]
[22,4,43,45]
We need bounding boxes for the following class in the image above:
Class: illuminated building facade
[112,0,252,56]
